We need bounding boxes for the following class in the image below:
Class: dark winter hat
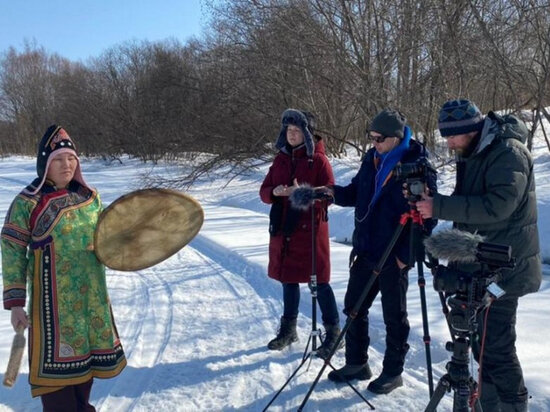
[27,124,90,194]
[275,109,315,156]
[369,109,407,139]
[37,125,77,178]
[438,99,485,137]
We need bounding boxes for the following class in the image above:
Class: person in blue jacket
[322,109,437,394]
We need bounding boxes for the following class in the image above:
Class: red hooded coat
[260,139,334,283]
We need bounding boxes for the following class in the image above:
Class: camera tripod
[424,332,482,412]
[262,197,373,411]
[296,206,435,411]
[424,268,503,412]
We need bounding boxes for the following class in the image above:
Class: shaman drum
[94,188,204,271]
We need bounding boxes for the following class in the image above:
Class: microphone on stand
[289,184,333,211]
[424,229,486,263]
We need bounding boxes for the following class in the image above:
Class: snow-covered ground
[1,133,549,411]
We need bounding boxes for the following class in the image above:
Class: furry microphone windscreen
[289,184,316,211]
[424,229,485,263]
[3,328,25,388]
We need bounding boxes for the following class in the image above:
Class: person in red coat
[260,109,342,359]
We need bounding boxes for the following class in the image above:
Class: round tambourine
[94,188,204,271]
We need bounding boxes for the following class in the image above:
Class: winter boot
[267,317,298,350]
[316,323,344,360]
[327,363,372,383]
[367,371,403,394]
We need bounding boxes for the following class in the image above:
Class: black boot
[327,363,372,383]
[316,323,344,360]
[267,317,298,350]
[367,371,403,394]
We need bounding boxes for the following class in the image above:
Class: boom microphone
[289,184,332,211]
[424,229,486,263]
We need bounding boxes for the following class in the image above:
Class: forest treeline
[1,0,550,175]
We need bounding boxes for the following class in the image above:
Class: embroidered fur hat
[27,125,90,194]
[438,99,485,137]
[368,109,407,139]
[275,109,315,156]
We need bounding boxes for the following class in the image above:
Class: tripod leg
[411,217,435,397]
[297,272,378,411]
[326,362,375,409]
[262,351,314,412]
[264,317,319,410]
[297,357,375,412]
[301,334,312,362]
[425,375,451,412]
[417,258,434,397]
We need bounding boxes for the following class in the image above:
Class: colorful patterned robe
[1,181,126,397]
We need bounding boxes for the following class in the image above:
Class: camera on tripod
[423,229,517,411]
[394,157,436,202]
[432,241,514,333]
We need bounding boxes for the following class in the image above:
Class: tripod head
[444,337,471,383]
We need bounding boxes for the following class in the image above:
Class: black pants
[343,255,410,376]
[472,296,528,405]
[41,379,95,412]
[282,282,340,325]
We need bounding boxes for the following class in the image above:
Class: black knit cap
[36,124,77,179]
[369,109,407,139]
[438,99,484,137]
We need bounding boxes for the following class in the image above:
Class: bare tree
[2,0,550,177]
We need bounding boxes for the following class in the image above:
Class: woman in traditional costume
[2,125,126,411]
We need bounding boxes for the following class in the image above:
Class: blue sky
[0,0,205,61]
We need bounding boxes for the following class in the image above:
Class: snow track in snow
[94,267,175,411]
[91,239,287,411]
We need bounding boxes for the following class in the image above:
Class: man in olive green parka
[415,99,541,412]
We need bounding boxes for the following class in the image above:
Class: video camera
[431,241,514,333]
[394,157,436,202]
[433,241,514,294]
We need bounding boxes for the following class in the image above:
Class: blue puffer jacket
[333,138,437,265]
